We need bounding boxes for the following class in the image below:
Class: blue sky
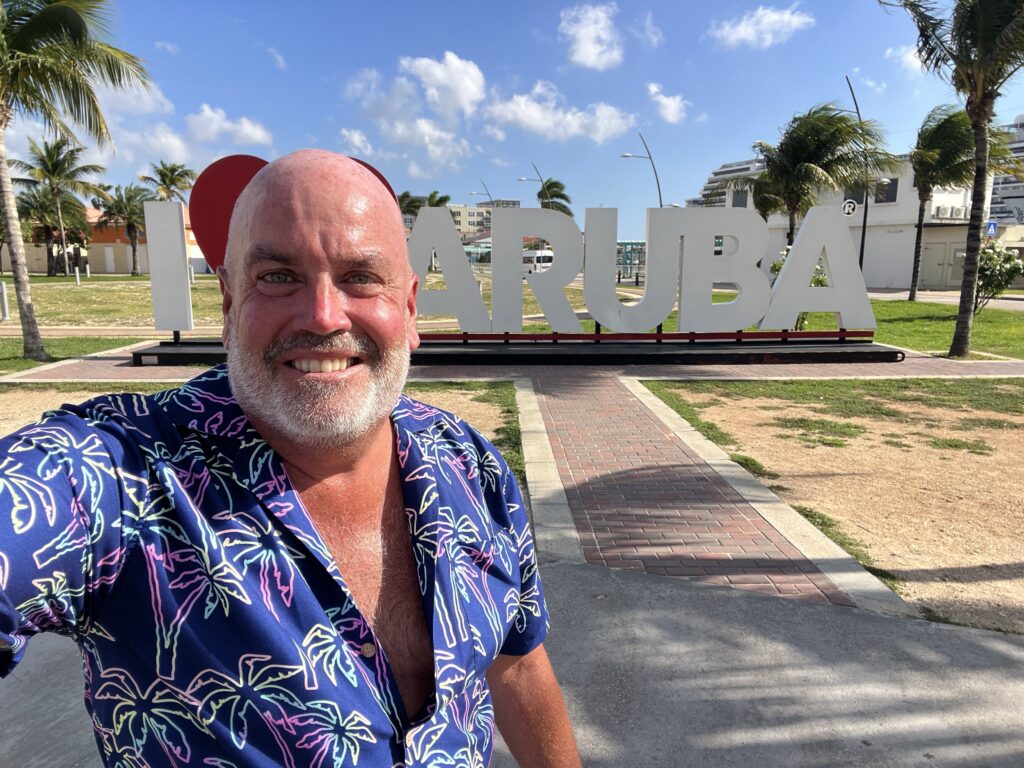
[9,1,1024,238]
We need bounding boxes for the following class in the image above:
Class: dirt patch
[677,390,1024,634]
[0,387,503,445]
[401,387,504,443]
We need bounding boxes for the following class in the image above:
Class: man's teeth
[291,358,351,373]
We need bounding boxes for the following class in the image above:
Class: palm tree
[736,104,899,245]
[882,0,1024,356]
[537,178,573,218]
[397,190,423,219]
[93,185,155,276]
[425,190,450,208]
[907,106,1018,301]
[12,136,106,275]
[0,0,149,360]
[139,160,197,203]
[16,186,87,275]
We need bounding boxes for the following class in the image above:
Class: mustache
[262,331,379,363]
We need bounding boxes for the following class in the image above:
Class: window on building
[875,178,898,204]
[731,190,748,208]
[844,187,867,204]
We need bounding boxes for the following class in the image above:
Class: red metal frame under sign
[419,330,875,343]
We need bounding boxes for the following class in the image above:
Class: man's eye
[259,272,294,284]
[347,274,376,285]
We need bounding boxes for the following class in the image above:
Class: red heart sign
[188,154,399,273]
[189,155,268,273]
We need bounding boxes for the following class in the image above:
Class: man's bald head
[222,149,407,286]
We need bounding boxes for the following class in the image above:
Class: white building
[689,157,1001,290]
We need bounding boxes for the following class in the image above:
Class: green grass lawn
[803,300,1024,358]
[0,279,224,326]
[0,337,147,374]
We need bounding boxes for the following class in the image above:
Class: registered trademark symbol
[842,199,858,216]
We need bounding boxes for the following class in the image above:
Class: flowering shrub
[769,246,829,330]
[968,242,1024,315]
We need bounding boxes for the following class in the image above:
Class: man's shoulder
[1,365,241,449]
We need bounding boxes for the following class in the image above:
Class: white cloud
[407,160,428,179]
[487,80,635,143]
[155,41,179,54]
[340,128,373,156]
[559,2,624,70]
[378,116,471,171]
[97,81,174,116]
[120,122,191,164]
[483,124,506,142]
[399,51,485,121]
[267,47,287,71]
[632,11,663,47]
[694,112,709,124]
[646,82,688,124]
[860,76,887,95]
[186,104,273,146]
[886,45,924,74]
[709,4,814,49]
[344,68,381,100]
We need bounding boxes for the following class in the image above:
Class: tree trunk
[54,188,69,276]
[787,209,796,246]
[45,235,55,276]
[909,192,928,302]
[130,230,140,276]
[0,112,48,360]
[948,109,991,358]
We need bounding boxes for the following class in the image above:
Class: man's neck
[259,418,396,485]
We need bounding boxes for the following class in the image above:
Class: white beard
[226,327,410,448]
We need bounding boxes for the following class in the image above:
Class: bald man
[0,151,580,768]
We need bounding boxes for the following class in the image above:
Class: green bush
[968,242,1024,315]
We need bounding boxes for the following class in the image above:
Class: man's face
[220,153,419,448]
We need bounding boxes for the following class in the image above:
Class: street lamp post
[516,161,550,207]
[468,179,494,207]
[621,131,664,209]
[845,75,874,272]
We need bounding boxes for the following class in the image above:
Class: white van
[522,249,554,276]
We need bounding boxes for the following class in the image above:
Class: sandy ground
[674,390,1024,634]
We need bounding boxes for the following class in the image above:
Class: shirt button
[360,642,376,659]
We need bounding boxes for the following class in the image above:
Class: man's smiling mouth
[288,357,358,372]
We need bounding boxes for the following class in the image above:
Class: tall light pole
[517,161,550,207]
[845,75,872,271]
[468,179,495,207]
[621,131,663,208]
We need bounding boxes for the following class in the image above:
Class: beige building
[7,205,206,275]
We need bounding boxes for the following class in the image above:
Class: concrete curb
[620,376,918,619]
[512,378,586,565]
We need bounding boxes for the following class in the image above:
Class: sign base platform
[131,337,905,367]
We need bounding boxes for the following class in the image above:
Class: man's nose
[300,275,352,334]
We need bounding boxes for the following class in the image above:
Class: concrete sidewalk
[2,347,1024,765]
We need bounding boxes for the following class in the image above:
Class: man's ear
[218,266,232,347]
[407,272,420,351]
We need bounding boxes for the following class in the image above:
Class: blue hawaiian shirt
[0,365,547,767]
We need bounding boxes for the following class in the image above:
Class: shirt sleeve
[497,459,549,656]
[0,408,137,677]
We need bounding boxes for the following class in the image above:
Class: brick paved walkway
[8,348,1024,607]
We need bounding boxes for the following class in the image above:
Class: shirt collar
[157,363,446,439]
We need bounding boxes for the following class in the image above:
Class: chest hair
[298,467,435,717]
